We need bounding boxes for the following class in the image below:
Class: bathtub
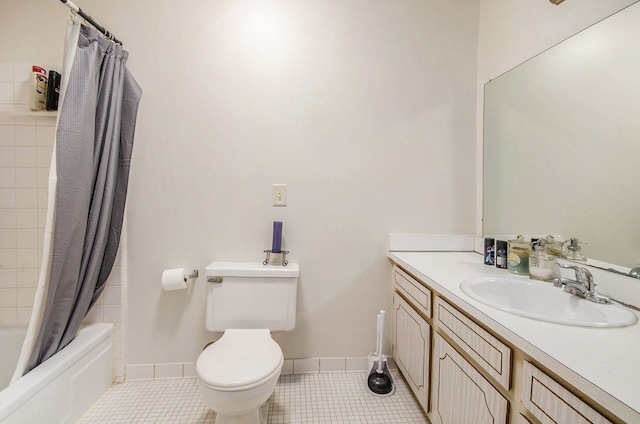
[0,323,113,424]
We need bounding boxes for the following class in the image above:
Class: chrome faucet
[554,263,611,304]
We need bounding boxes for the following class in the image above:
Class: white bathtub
[0,323,113,424]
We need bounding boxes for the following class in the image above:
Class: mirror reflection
[483,1,640,270]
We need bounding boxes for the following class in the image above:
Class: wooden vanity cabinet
[391,262,622,424]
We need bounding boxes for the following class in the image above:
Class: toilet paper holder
[184,270,199,282]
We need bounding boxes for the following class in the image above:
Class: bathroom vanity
[389,251,640,424]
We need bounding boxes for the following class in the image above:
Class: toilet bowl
[196,329,284,424]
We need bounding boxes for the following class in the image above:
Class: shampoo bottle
[29,66,48,111]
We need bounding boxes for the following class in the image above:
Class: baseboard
[125,356,397,381]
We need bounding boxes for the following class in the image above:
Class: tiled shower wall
[0,62,127,381]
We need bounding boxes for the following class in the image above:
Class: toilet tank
[204,262,299,332]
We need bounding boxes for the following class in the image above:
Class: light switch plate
[273,184,287,206]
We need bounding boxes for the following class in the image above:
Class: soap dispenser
[562,238,587,261]
[529,239,556,282]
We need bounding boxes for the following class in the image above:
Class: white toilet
[197,261,299,424]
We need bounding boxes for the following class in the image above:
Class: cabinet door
[431,333,508,424]
[393,292,430,411]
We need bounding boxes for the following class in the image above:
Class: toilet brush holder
[367,352,388,372]
[263,250,289,266]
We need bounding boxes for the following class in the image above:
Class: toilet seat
[197,329,283,391]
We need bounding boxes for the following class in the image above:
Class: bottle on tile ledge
[507,235,531,275]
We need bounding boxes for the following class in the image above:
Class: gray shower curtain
[24,24,142,374]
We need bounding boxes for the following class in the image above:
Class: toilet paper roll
[161,268,188,291]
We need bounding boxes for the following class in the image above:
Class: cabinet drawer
[522,361,611,424]
[394,266,431,318]
[434,296,511,390]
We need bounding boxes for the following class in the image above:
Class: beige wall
[3,0,635,370]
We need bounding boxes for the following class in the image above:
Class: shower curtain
[12,20,142,380]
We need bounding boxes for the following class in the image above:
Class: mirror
[483,1,640,270]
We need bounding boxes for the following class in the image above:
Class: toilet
[197,262,299,424]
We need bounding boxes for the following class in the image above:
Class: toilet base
[214,401,269,424]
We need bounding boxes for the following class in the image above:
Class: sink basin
[460,276,638,328]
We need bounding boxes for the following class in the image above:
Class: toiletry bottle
[29,66,48,111]
[507,235,531,275]
[45,70,61,111]
[495,240,507,269]
[544,235,563,257]
[562,238,587,261]
[484,238,495,266]
[529,239,555,282]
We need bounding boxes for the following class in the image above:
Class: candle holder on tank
[263,250,289,266]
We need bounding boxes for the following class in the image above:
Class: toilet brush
[367,310,394,396]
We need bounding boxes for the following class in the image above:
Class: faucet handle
[556,263,594,290]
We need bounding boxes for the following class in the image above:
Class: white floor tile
[76,370,430,424]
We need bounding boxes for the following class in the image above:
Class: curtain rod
[58,0,122,45]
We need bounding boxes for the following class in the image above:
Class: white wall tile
[281,359,293,375]
[0,269,17,289]
[36,146,52,167]
[183,362,197,378]
[103,286,122,305]
[13,82,29,105]
[0,288,17,307]
[16,267,38,288]
[0,63,12,83]
[15,170,37,189]
[0,229,16,249]
[0,126,14,146]
[0,210,16,229]
[36,125,55,146]
[293,358,320,374]
[16,189,37,209]
[17,287,35,307]
[0,147,15,166]
[0,248,17,268]
[14,126,36,146]
[15,146,36,167]
[16,209,37,228]
[0,188,16,207]
[0,168,15,187]
[17,306,32,326]
[346,357,369,372]
[0,307,17,327]
[16,248,38,268]
[16,228,37,248]
[0,83,13,104]
[13,64,31,83]
[155,363,183,380]
[320,357,346,373]
[126,364,154,381]
[104,304,123,323]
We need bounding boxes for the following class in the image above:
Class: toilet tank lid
[205,261,299,278]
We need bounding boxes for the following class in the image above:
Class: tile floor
[76,370,430,424]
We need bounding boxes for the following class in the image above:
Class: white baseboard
[125,356,397,381]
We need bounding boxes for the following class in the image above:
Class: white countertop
[388,251,640,422]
